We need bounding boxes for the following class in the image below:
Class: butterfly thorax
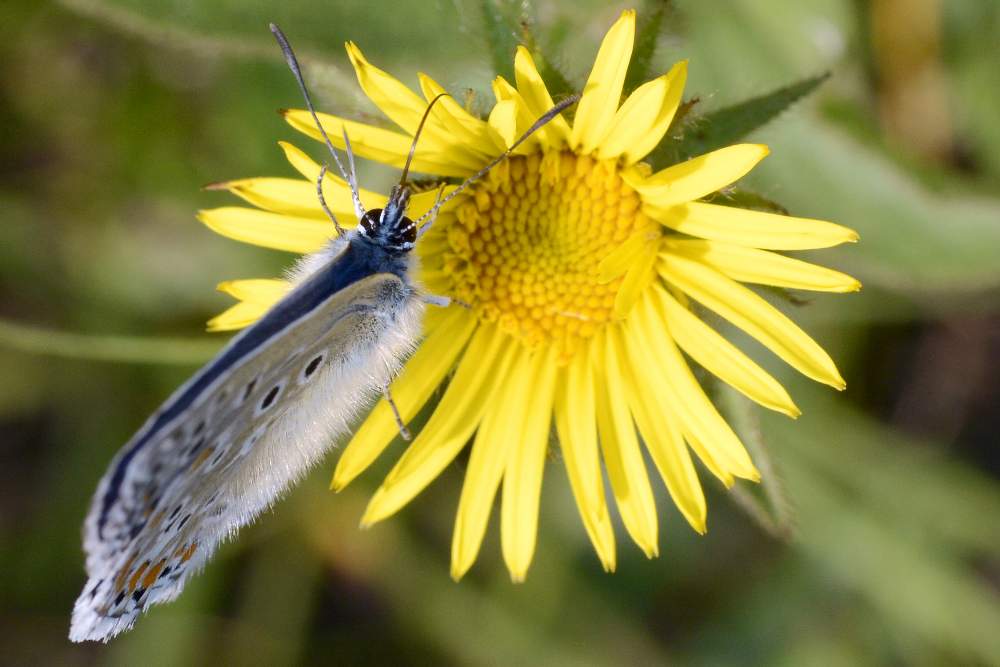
[358,184,416,253]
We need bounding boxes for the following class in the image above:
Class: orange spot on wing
[190,447,214,471]
[128,561,150,592]
[147,510,165,531]
[114,555,136,590]
[142,560,167,588]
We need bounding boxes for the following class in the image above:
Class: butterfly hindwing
[71,266,424,642]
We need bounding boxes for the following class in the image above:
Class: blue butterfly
[70,24,578,642]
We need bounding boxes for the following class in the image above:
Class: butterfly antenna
[416,93,580,236]
[399,93,450,187]
[340,127,365,220]
[270,24,354,191]
[315,164,345,236]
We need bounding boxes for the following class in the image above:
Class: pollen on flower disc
[441,152,658,358]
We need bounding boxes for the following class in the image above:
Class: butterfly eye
[359,209,382,238]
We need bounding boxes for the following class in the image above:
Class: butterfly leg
[383,384,412,441]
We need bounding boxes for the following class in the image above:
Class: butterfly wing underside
[71,270,422,642]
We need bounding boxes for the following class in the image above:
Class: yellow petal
[655,286,799,417]
[554,348,616,571]
[407,188,460,221]
[492,76,543,152]
[613,242,658,319]
[345,42,483,170]
[611,325,706,532]
[667,239,862,293]
[501,346,558,582]
[628,144,769,209]
[451,345,533,580]
[624,61,687,164]
[597,228,659,283]
[206,279,292,332]
[344,42,437,137]
[635,295,759,482]
[283,110,473,177]
[418,72,503,155]
[594,333,658,557]
[278,141,387,214]
[659,252,846,389]
[197,207,333,253]
[216,278,291,303]
[361,325,514,524]
[206,301,269,332]
[598,61,688,164]
[333,308,476,490]
[648,201,860,250]
[279,141,456,223]
[488,99,519,149]
[513,46,572,145]
[211,178,326,219]
[571,10,636,153]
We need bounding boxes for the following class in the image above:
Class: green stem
[0,318,221,365]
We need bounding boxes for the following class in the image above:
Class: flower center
[441,151,656,355]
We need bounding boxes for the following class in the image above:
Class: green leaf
[623,1,669,95]
[528,50,575,100]
[518,14,576,99]
[673,71,830,159]
[477,1,575,99]
[478,0,519,82]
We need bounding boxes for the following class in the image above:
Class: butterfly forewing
[71,270,422,642]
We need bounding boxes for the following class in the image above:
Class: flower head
[200,10,859,581]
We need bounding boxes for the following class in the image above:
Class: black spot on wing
[242,378,257,403]
[260,385,281,411]
[305,355,323,378]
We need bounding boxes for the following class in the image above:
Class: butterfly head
[358,184,416,252]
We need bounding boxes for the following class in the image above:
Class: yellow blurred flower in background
[199,10,859,582]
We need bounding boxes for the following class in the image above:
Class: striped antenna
[271,24,366,231]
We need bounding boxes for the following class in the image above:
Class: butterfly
[69,24,579,642]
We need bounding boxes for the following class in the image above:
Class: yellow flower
[199,10,859,581]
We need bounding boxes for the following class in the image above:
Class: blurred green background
[2,0,1000,664]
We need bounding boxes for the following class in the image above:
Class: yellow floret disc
[442,151,658,356]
